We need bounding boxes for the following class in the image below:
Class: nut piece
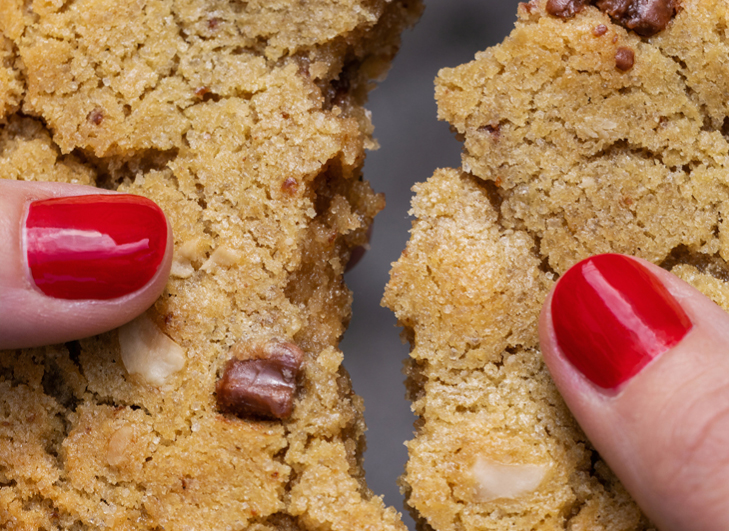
[201,246,243,271]
[472,458,549,502]
[171,238,209,278]
[615,46,635,71]
[119,314,186,387]
[216,340,304,420]
[107,426,134,467]
[170,258,195,279]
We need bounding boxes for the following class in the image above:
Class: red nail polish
[551,254,692,389]
[25,194,168,300]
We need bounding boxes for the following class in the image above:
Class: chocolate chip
[547,0,677,36]
[595,0,677,36]
[615,46,635,71]
[546,0,589,17]
[216,340,304,420]
[281,177,299,196]
[87,108,104,125]
[593,24,608,36]
[479,123,501,139]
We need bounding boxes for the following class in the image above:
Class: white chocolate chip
[107,426,134,467]
[472,457,548,502]
[201,246,243,271]
[118,314,186,387]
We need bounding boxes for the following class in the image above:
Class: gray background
[341,1,523,528]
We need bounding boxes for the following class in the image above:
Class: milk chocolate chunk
[596,0,677,36]
[548,0,677,36]
[615,46,635,70]
[546,0,589,17]
[217,341,304,420]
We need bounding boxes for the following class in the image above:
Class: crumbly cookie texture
[385,1,729,529]
[0,0,421,529]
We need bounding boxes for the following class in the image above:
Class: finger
[0,180,173,349]
[539,253,729,531]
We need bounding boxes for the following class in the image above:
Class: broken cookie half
[385,1,729,529]
[0,0,421,529]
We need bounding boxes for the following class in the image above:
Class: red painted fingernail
[551,254,692,389]
[25,194,168,300]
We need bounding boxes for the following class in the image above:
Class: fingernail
[25,194,168,300]
[551,254,692,389]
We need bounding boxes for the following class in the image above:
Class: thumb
[0,180,173,349]
[539,253,729,531]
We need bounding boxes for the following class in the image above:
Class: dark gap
[65,341,83,374]
[194,87,222,103]
[532,235,558,277]
[475,175,504,214]
[311,160,341,217]
[75,147,178,190]
[701,114,715,132]
[41,359,80,411]
[322,58,361,111]
[195,182,208,209]
[659,244,729,282]
[721,116,729,139]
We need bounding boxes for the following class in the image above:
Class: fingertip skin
[541,254,729,531]
[0,180,173,350]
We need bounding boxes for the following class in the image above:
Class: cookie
[384,0,729,529]
[0,0,421,529]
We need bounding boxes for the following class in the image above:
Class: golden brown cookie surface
[385,1,729,529]
[0,0,421,529]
